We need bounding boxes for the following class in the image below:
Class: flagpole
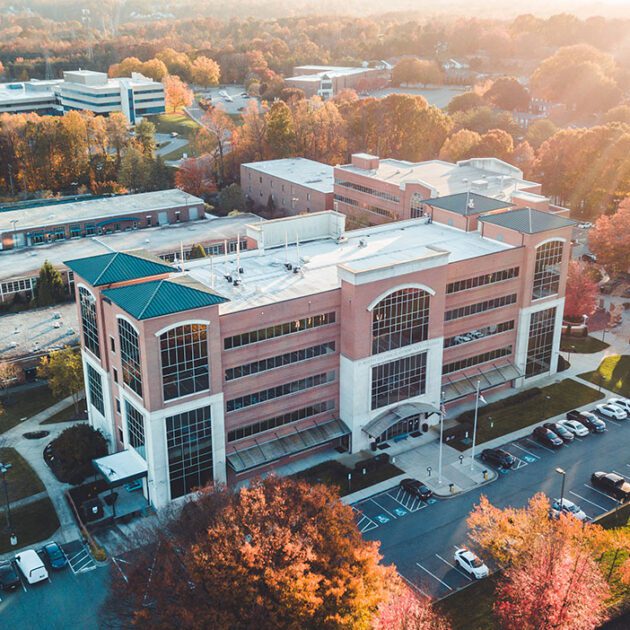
[438,391,445,484]
[471,380,481,471]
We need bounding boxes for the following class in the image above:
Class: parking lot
[359,405,630,600]
[192,85,254,116]
[0,540,108,629]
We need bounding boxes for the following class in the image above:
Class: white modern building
[0,79,63,115]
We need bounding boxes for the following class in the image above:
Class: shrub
[47,424,108,485]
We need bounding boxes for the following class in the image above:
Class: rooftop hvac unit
[358,239,368,248]
[293,266,301,274]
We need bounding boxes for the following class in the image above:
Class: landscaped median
[0,447,59,554]
[444,379,605,451]
[579,354,630,398]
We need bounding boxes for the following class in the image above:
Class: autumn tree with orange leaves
[564,260,598,322]
[103,476,397,630]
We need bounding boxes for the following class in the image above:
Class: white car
[608,398,630,415]
[558,419,589,437]
[596,403,628,420]
[454,547,489,579]
[15,549,48,585]
[578,222,593,229]
[551,498,588,522]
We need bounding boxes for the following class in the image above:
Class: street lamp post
[438,391,445,484]
[556,467,566,512]
[0,461,13,532]
[470,380,482,471]
[602,328,608,343]
[543,395,551,420]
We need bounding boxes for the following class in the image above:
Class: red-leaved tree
[494,533,609,630]
[564,260,598,322]
[175,155,217,198]
[373,588,451,630]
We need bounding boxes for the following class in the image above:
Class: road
[359,411,629,599]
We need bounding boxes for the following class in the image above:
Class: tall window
[532,241,564,299]
[166,406,213,499]
[86,364,104,415]
[526,307,557,377]
[372,289,430,354]
[371,353,427,410]
[125,401,146,459]
[160,324,209,400]
[118,319,142,397]
[410,193,424,218]
[79,287,100,357]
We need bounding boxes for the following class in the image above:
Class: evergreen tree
[34,260,65,307]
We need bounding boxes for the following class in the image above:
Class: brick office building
[66,205,574,508]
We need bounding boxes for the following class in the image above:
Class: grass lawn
[0,447,45,502]
[560,335,609,354]
[448,379,604,451]
[292,459,403,497]
[0,498,59,554]
[579,355,630,398]
[41,403,85,425]
[160,143,192,161]
[148,112,200,138]
[0,385,62,434]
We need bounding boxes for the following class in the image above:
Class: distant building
[0,189,204,251]
[241,158,334,214]
[333,153,568,228]
[0,70,165,122]
[285,64,390,99]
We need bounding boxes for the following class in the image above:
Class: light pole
[470,380,481,470]
[543,395,551,420]
[0,461,13,532]
[438,391,445,484]
[602,328,608,343]
[567,345,575,363]
[555,467,566,512]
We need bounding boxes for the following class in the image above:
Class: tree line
[0,111,172,198]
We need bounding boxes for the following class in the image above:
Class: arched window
[78,286,100,358]
[532,241,564,299]
[118,318,142,397]
[372,288,430,354]
[160,324,209,400]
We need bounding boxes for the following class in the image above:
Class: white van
[15,549,48,584]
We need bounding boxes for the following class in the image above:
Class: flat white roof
[0,80,61,103]
[242,158,333,193]
[186,216,512,314]
[0,190,204,233]
[94,450,147,484]
[338,158,538,200]
[0,213,262,282]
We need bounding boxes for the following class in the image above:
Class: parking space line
[435,554,472,581]
[569,491,607,513]
[511,443,541,459]
[524,438,554,453]
[606,418,621,427]
[400,573,430,599]
[584,484,618,502]
[388,488,424,512]
[415,562,453,590]
[352,507,379,534]
[370,498,397,519]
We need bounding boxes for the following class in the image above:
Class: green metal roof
[64,250,173,286]
[478,207,576,234]
[426,192,512,216]
[102,276,228,320]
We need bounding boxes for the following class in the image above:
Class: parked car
[15,550,48,585]
[581,253,597,263]
[544,422,574,442]
[480,448,516,469]
[0,561,20,591]
[557,419,589,437]
[596,403,628,420]
[454,334,473,344]
[608,397,630,415]
[469,330,484,339]
[532,426,564,448]
[577,412,606,433]
[41,542,68,570]
[454,548,489,579]
[578,222,593,229]
[400,478,433,501]
[551,498,588,521]
[591,472,630,501]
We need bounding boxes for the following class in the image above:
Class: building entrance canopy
[441,362,522,403]
[227,418,350,474]
[363,402,440,439]
[93,450,148,487]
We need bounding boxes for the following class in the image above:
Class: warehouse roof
[242,158,333,194]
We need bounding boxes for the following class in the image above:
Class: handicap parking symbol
[426,498,437,505]
[523,455,537,463]
[375,514,390,524]
[393,507,407,517]
[499,468,509,474]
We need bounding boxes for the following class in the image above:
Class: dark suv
[0,561,20,592]
[400,478,433,501]
[480,448,516,469]
[532,426,563,448]
[591,472,630,501]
